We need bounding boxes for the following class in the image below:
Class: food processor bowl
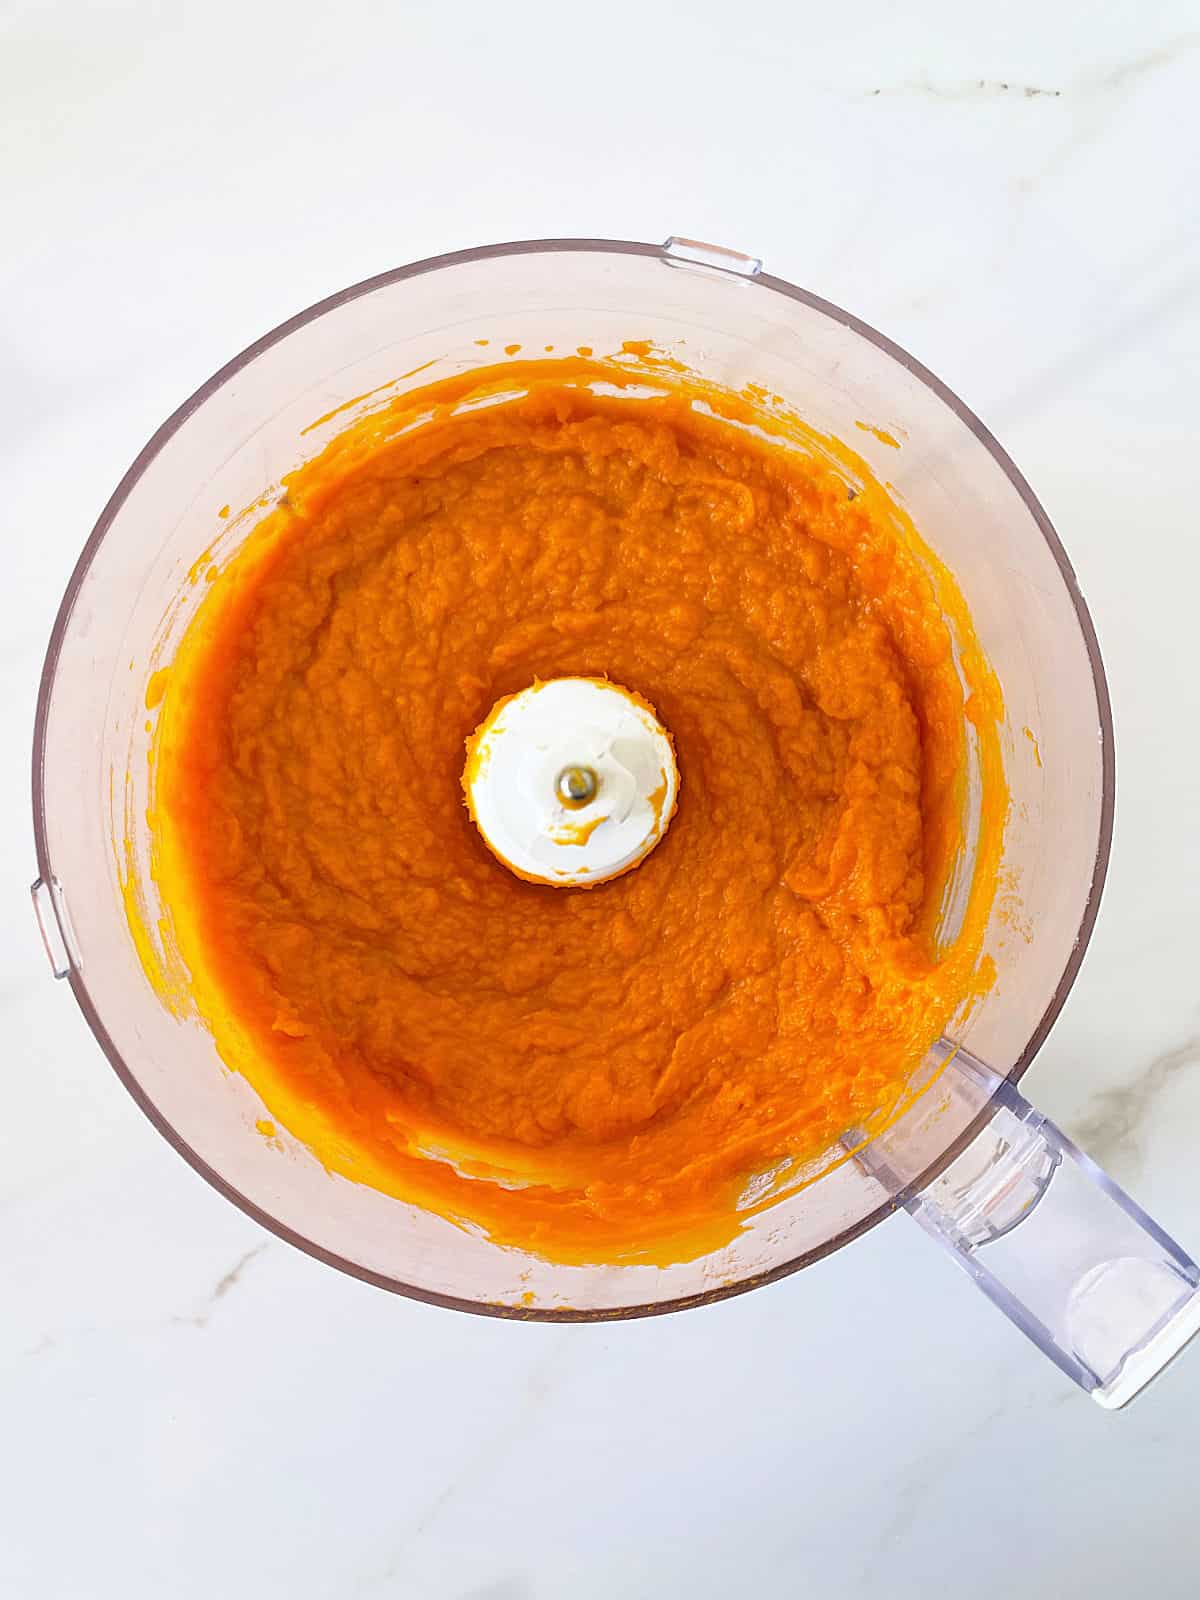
[32,237,1199,1406]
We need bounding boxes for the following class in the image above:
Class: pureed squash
[141,352,1005,1266]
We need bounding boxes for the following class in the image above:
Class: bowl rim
[31,236,1116,1321]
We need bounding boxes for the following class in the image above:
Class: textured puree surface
[149,360,1002,1265]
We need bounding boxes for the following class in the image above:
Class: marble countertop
[3,3,1199,1595]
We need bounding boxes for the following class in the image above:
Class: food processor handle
[856,1050,1200,1407]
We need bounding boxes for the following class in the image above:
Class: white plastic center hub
[463,677,679,887]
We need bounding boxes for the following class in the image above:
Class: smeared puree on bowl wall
[144,354,1005,1266]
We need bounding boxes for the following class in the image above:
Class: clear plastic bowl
[42,239,1185,1408]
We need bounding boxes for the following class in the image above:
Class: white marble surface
[3,2,1200,1594]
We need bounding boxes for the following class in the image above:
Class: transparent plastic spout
[856,1049,1200,1408]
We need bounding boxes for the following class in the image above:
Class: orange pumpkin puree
[149,358,1003,1265]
